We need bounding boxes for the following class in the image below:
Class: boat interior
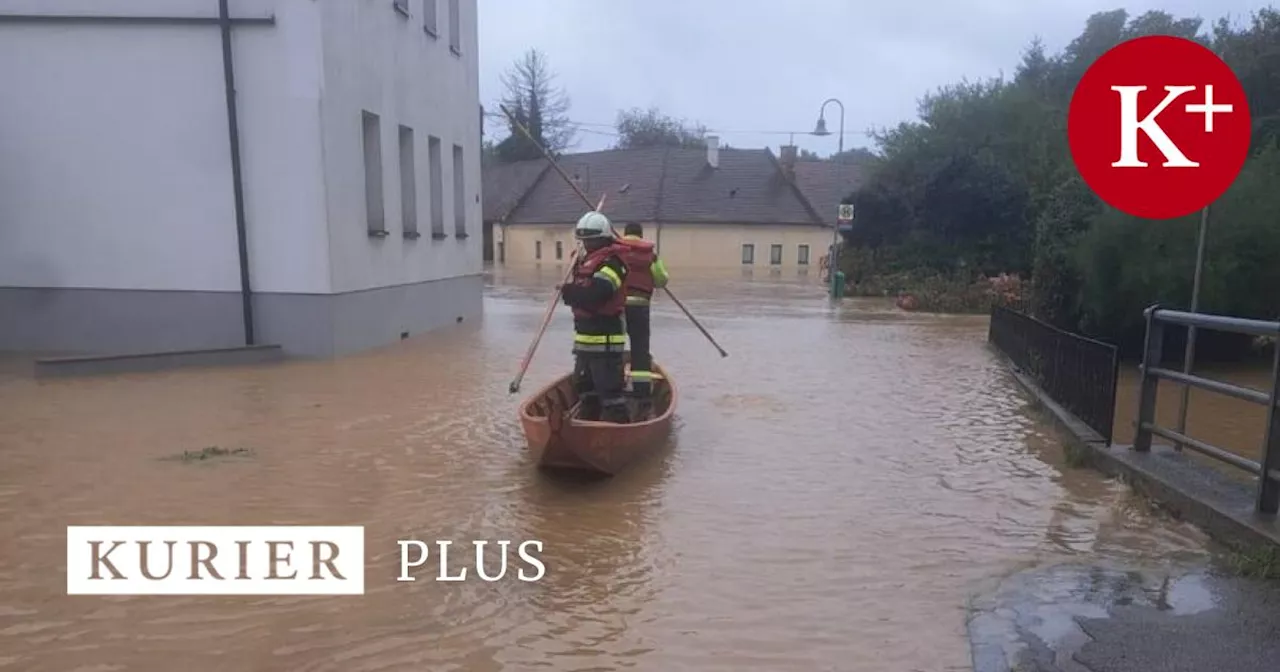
[527,368,673,425]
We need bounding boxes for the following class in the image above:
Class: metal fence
[1134,306,1280,514]
[989,305,1120,445]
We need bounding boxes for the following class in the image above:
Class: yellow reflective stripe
[594,265,622,289]
[573,333,627,344]
[625,295,651,306]
[629,370,653,381]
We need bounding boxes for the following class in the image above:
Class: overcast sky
[477,0,1265,156]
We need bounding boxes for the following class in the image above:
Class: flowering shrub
[852,271,1027,314]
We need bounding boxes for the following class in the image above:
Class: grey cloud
[480,0,1264,155]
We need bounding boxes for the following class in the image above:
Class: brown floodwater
[1113,361,1273,466]
[0,269,1215,672]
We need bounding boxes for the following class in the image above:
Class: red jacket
[567,244,628,320]
[615,236,656,298]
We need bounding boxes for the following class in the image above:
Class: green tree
[840,7,1280,355]
[614,107,707,149]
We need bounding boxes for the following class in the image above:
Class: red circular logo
[1068,35,1251,220]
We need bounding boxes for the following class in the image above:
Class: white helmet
[574,211,613,240]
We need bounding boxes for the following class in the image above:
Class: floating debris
[163,446,255,462]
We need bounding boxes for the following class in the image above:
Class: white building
[0,0,483,358]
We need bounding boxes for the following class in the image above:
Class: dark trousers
[624,304,653,397]
[573,351,629,423]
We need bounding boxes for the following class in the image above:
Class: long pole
[218,0,255,345]
[508,251,577,394]
[497,105,729,358]
[1174,204,1211,448]
[507,193,604,394]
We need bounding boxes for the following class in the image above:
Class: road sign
[837,204,854,222]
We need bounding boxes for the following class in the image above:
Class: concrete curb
[34,344,284,378]
[995,349,1280,553]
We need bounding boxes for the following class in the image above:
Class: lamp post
[813,98,845,298]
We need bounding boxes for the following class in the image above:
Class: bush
[846,269,1027,314]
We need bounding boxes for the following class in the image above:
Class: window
[555,240,563,260]
[423,0,438,35]
[798,244,810,265]
[393,0,410,17]
[770,244,783,265]
[741,243,754,265]
[361,111,385,235]
[428,135,444,239]
[452,144,467,238]
[398,126,418,238]
[535,240,542,260]
[447,0,460,54]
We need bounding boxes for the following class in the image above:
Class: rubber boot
[578,394,602,421]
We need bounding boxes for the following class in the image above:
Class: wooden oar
[497,105,729,358]
[658,286,728,357]
[509,250,576,394]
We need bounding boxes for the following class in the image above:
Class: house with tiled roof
[481,138,864,270]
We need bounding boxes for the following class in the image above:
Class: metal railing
[1134,306,1280,514]
[989,305,1120,445]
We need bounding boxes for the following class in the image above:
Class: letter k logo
[1068,35,1252,219]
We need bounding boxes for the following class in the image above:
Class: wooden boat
[518,362,676,475]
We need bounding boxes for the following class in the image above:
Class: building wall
[318,0,482,294]
[496,223,578,268]
[497,223,831,271]
[0,0,327,295]
[0,0,482,356]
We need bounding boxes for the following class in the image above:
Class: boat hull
[518,363,676,475]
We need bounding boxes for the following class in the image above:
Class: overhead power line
[481,111,874,139]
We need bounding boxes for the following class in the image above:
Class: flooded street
[0,270,1215,672]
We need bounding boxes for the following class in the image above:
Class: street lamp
[813,98,845,298]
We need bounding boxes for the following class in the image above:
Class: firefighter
[615,222,669,419]
[559,211,631,424]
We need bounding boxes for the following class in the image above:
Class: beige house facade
[483,140,861,272]
[494,222,833,270]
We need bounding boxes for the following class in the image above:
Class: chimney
[779,144,798,181]
[706,135,720,169]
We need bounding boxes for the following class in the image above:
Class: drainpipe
[219,0,255,345]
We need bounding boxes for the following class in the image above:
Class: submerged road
[0,268,1252,671]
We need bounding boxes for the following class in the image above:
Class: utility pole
[1175,204,1211,449]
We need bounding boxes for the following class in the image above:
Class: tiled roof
[792,161,865,225]
[657,148,818,225]
[481,158,549,222]
[485,146,863,227]
[506,147,668,224]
